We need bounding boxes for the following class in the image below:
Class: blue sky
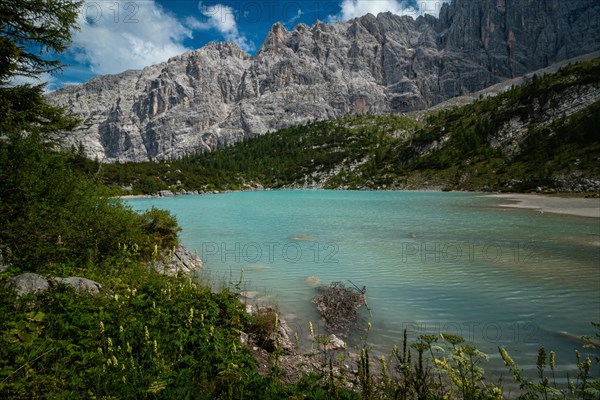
[41,0,449,89]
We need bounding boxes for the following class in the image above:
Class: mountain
[48,0,600,162]
[98,57,600,194]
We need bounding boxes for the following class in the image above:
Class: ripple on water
[126,191,600,381]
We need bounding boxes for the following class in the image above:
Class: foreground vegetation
[97,58,600,194]
[1,266,599,399]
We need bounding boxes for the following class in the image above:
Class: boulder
[153,245,203,276]
[324,334,346,351]
[6,273,50,297]
[54,277,102,294]
[260,315,296,355]
[157,190,174,197]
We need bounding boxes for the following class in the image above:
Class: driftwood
[313,281,367,331]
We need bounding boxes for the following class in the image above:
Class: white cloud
[186,2,255,53]
[71,0,191,75]
[284,9,303,29]
[8,73,61,93]
[329,0,448,21]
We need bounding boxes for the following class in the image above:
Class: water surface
[128,191,600,377]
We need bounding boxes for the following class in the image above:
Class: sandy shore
[485,193,600,218]
[115,194,154,199]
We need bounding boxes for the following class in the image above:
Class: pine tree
[0,0,82,139]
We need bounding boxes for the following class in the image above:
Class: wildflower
[309,321,314,336]
[144,326,150,341]
[153,340,158,353]
[97,347,103,355]
[367,322,372,331]
[499,348,515,367]
[536,347,546,370]
[111,355,118,367]
[491,387,503,400]
[126,342,132,354]
[99,321,105,335]
[274,313,279,330]
[119,325,124,334]
[549,351,555,370]
[582,356,592,373]
[568,379,576,394]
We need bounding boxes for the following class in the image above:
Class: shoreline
[118,190,600,218]
[484,193,600,218]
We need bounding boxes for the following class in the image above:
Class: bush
[0,135,180,271]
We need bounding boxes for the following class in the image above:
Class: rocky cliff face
[48,0,600,162]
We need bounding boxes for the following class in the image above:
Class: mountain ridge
[95,57,600,194]
[48,0,600,162]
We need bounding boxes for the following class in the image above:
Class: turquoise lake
[128,190,600,378]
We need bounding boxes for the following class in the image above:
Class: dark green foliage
[0,0,181,270]
[0,267,256,398]
[141,207,181,251]
[0,0,82,80]
[100,114,417,193]
[0,134,181,270]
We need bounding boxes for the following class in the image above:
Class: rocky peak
[258,22,289,55]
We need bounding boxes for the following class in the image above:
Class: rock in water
[47,0,600,162]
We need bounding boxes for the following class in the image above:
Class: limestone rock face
[47,0,600,162]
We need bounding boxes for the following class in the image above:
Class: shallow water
[128,190,600,379]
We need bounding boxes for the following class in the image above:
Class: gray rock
[6,273,50,297]
[47,0,600,162]
[324,334,346,351]
[54,277,102,294]
[157,190,174,197]
[258,313,295,354]
[153,245,203,276]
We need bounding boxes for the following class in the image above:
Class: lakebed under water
[128,190,599,379]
